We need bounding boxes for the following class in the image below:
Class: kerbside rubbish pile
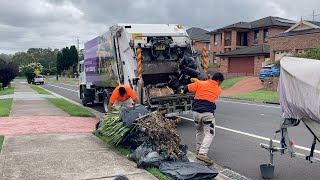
[94,105,219,180]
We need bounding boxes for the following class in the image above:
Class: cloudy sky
[0,0,319,54]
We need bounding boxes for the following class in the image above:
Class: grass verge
[229,89,279,103]
[0,135,4,152]
[47,98,95,117]
[146,167,170,180]
[0,86,15,96]
[94,132,169,180]
[0,99,13,116]
[29,84,52,95]
[220,76,248,90]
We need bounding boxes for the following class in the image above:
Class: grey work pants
[193,111,215,155]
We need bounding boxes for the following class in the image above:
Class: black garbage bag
[159,162,219,180]
[119,105,149,127]
[129,142,164,168]
[119,130,146,150]
[180,56,198,69]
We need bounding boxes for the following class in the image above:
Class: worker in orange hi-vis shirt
[107,84,138,112]
[183,72,224,164]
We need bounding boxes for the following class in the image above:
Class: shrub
[0,61,18,87]
[293,48,320,60]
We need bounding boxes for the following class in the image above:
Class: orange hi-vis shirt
[109,84,137,104]
[187,80,222,103]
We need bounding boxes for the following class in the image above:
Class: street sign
[34,69,41,75]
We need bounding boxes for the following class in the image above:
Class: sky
[0,0,319,54]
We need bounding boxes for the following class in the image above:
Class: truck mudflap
[147,93,194,114]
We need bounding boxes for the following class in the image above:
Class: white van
[34,75,45,85]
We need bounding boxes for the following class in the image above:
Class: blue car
[259,64,280,81]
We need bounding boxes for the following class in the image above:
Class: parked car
[259,64,280,81]
[33,75,45,85]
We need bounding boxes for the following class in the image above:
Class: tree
[19,63,43,84]
[12,52,36,66]
[27,48,58,72]
[0,60,18,87]
[69,45,79,73]
[0,53,13,62]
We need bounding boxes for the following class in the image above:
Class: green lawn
[47,98,95,117]
[0,135,4,152]
[220,76,248,90]
[0,86,15,96]
[146,167,170,180]
[230,89,279,103]
[29,84,52,95]
[0,99,13,116]
[0,136,4,152]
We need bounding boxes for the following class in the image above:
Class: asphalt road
[40,80,320,180]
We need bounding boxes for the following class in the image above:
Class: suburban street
[40,79,320,180]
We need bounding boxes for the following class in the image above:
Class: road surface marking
[55,82,78,87]
[217,99,281,109]
[47,84,78,92]
[180,116,320,154]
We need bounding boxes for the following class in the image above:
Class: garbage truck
[78,23,207,113]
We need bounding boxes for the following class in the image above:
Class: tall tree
[69,45,79,73]
[12,52,36,66]
[0,53,13,62]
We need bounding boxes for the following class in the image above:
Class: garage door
[229,57,254,74]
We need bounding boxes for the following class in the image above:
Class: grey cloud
[0,0,320,54]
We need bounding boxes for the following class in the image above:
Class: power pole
[77,37,80,53]
[312,9,320,21]
[313,9,315,21]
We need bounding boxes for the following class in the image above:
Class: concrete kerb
[220,96,280,105]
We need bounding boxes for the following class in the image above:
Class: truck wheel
[82,91,88,106]
[80,87,83,99]
[103,92,110,113]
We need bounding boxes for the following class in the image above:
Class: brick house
[186,27,212,65]
[269,20,320,61]
[208,16,295,75]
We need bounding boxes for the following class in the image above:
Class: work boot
[196,153,213,165]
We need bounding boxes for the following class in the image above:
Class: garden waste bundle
[94,105,218,180]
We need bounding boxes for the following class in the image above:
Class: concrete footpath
[0,82,156,180]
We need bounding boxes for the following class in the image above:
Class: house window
[214,34,218,45]
[254,30,259,43]
[237,32,248,46]
[263,28,269,42]
[206,43,210,51]
[213,52,217,64]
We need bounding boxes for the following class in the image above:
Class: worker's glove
[190,78,199,83]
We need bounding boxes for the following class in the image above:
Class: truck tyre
[103,91,110,113]
[82,90,88,106]
[79,87,83,99]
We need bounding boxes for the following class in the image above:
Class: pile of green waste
[95,107,182,159]
[95,107,132,145]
